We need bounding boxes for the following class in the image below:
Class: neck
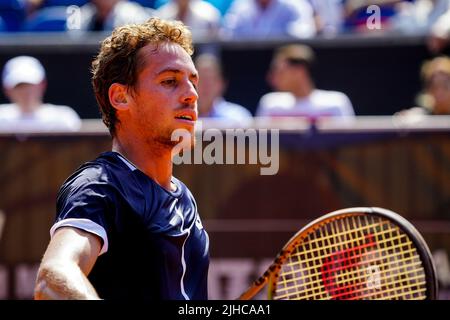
[18,100,42,113]
[112,136,175,191]
[292,80,314,99]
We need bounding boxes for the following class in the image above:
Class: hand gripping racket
[239,207,437,300]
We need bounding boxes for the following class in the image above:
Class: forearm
[34,262,100,300]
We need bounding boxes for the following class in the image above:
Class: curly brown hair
[92,17,194,135]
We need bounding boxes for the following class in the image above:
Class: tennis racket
[239,207,437,300]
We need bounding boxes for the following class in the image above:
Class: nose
[181,80,198,105]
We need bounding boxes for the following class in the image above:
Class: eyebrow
[157,68,198,79]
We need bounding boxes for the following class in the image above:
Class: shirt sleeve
[53,164,115,255]
[256,95,271,117]
[339,93,356,117]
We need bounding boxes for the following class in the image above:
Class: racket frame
[239,207,438,300]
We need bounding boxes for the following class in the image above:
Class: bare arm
[34,227,102,300]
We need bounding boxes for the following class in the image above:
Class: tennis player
[34,18,209,300]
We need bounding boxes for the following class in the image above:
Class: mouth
[174,110,197,124]
[175,115,194,121]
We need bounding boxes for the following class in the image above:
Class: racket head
[267,207,438,300]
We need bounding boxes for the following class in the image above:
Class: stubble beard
[154,127,196,152]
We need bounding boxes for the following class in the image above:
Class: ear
[109,83,131,111]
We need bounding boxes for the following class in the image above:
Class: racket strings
[277,248,421,290]
[281,234,417,275]
[272,215,427,300]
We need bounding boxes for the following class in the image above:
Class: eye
[161,79,177,86]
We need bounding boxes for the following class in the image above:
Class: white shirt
[431,2,450,38]
[157,0,221,40]
[0,103,82,132]
[256,89,355,118]
[79,1,154,31]
[200,97,253,127]
[222,0,316,39]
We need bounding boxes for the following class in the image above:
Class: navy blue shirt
[52,151,209,300]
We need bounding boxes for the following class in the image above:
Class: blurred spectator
[25,0,44,15]
[78,0,154,31]
[428,3,450,53]
[343,0,416,33]
[256,44,355,119]
[310,0,345,36]
[195,53,253,126]
[0,16,6,31]
[155,0,233,15]
[392,0,450,35]
[0,0,27,31]
[0,56,81,132]
[221,0,316,39]
[395,56,450,118]
[156,0,221,39]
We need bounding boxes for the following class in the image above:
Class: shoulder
[312,89,352,105]
[0,103,16,109]
[117,1,150,13]
[225,0,254,15]
[311,89,354,115]
[40,104,82,130]
[193,1,221,19]
[258,92,296,109]
[156,2,175,16]
[0,104,18,117]
[395,106,429,117]
[41,104,80,116]
[216,100,252,118]
[114,2,153,23]
[60,153,127,194]
[61,158,111,193]
[279,0,313,11]
[313,89,349,100]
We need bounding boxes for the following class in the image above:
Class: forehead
[138,42,196,75]
[270,57,290,71]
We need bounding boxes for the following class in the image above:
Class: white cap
[2,56,46,89]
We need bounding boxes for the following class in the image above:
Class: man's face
[197,63,224,115]
[121,42,199,148]
[268,57,302,92]
[427,72,450,114]
[5,82,45,112]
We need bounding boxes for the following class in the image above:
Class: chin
[166,128,195,150]
[170,133,195,158]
